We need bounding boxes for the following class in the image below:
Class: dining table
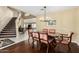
[32,30,67,52]
[34,30,66,41]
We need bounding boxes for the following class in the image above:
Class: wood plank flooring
[1,40,79,53]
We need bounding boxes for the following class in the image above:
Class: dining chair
[31,32,40,48]
[48,29,56,34]
[55,35,62,43]
[59,32,74,52]
[39,32,56,53]
[43,29,48,33]
[28,29,32,44]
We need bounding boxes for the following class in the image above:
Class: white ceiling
[12,6,76,16]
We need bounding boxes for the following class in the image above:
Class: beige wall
[75,7,79,43]
[37,8,76,32]
[36,7,79,44]
[0,7,13,32]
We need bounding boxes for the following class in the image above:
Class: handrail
[7,6,22,38]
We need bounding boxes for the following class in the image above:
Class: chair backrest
[42,29,48,33]
[32,32,39,38]
[62,32,74,43]
[69,32,74,43]
[28,29,32,34]
[48,29,56,34]
[28,29,32,38]
[39,33,48,41]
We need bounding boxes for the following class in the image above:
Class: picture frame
[48,20,56,25]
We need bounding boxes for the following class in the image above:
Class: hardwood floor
[1,40,79,53]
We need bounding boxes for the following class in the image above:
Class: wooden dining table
[48,32,60,37]
[38,31,59,52]
[33,30,67,44]
[32,31,67,52]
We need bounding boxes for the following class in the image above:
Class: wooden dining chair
[43,29,48,33]
[48,29,56,34]
[39,32,56,52]
[28,29,32,44]
[59,32,74,52]
[31,32,40,48]
[55,35,62,43]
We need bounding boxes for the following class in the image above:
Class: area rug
[0,39,14,48]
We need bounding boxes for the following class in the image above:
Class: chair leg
[46,44,49,53]
[32,39,34,48]
[68,44,71,52]
[39,42,41,50]
[28,38,29,44]
[28,34,30,44]
[37,41,39,48]
[51,42,56,53]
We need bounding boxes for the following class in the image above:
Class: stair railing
[15,11,22,39]
[7,6,23,39]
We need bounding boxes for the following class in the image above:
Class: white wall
[24,18,36,23]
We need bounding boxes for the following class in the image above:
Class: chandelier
[40,6,56,25]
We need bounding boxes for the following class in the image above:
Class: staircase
[0,17,17,38]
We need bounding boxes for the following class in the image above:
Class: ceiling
[12,6,76,16]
